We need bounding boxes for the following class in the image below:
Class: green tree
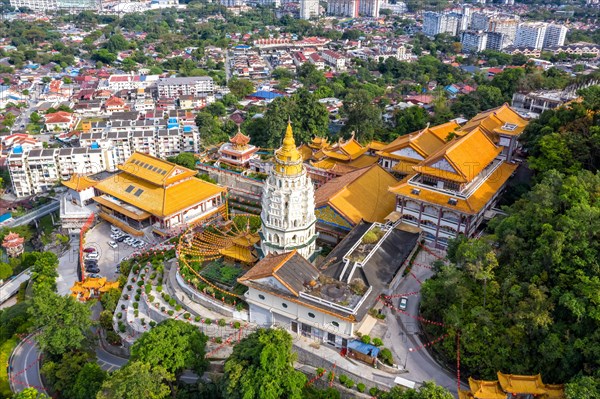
[30,252,58,291]
[30,111,41,124]
[206,101,227,117]
[130,319,209,375]
[565,376,600,399]
[71,363,107,399]
[105,33,129,53]
[378,381,453,399]
[222,328,307,399]
[0,262,12,280]
[97,361,173,399]
[393,106,428,138]
[342,89,382,142]
[228,78,255,99]
[297,63,326,88]
[28,286,93,356]
[167,152,197,170]
[41,350,91,397]
[12,387,49,399]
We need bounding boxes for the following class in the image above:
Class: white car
[85,252,99,260]
[108,241,118,249]
[110,225,121,233]
[124,238,135,245]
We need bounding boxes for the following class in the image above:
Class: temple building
[93,152,227,237]
[314,164,399,244]
[386,104,528,247]
[303,134,383,187]
[240,220,421,347]
[218,126,259,167]
[259,121,319,261]
[60,174,98,233]
[2,232,24,258]
[70,277,120,301]
[458,372,565,399]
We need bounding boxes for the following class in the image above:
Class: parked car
[85,252,99,260]
[88,273,102,278]
[117,235,129,243]
[83,247,96,253]
[110,225,121,233]
[108,241,118,249]
[86,268,100,274]
[399,297,408,310]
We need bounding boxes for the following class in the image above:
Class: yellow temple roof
[309,136,330,150]
[544,384,566,399]
[460,103,528,138]
[458,390,475,399]
[94,153,225,218]
[468,377,507,399]
[298,144,314,162]
[274,121,304,176]
[315,164,399,225]
[367,140,387,151]
[389,162,517,214]
[497,372,548,395]
[412,128,502,183]
[321,134,368,161]
[219,245,258,263]
[61,174,98,192]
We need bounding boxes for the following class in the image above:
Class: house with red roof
[44,111,78,132]
[104,96,127,114]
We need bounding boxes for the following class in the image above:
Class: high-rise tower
[260,122,318,261]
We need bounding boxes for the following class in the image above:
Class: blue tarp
[183,126,192,132]
[167,123,179,129]
[347,340,380,358]
[250,91,283,100]
[13,145,23,154]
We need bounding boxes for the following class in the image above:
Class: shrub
[168,310,174,316]
[357,383,365,393]
[148,295,155,302]
[361,230,379,244]
[122,294,129,300]
[158,277,163,284]
[339,375,348,384]
[372,337,383,347]
[194,316,201,322]
[183,313,191,320]
[218,318,226,327]
[215,337,222,344]
[344,379,354,389]
[118,323,126,333]
[233,321,241,329]
[361,335,371,344]
[121,304,126,310]
[149,321,156,327]
[127,285,132,291]
[369,387,379,396]
[139,274,145,280]
[136,280,144,287]
[175,304,182,311]
[117,312,123,319]
[134,309,139,317]
[145,285,152,294]
[136,288,142,295]
[150,272,157,279]
[131,277,136,283]
[161,306,165,312]
[141,318,146,325]
[156,285,162,292]
[132,302,139,309]
[316,367,325,376]
[204,318,212,325]
[107,330,121,345]
[169,299,176,307]
[378,348,393,366]
[327,372,334,382]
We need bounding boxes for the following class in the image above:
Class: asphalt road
[0,269,31,304]
[8,334,47,395]
[381,247,466,394]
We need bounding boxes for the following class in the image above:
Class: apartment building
[486,32,507,51]
[8,147,107,198]
[543,23,568,48]
[327,0,357,18]
[106,74,160,91]
[358,0,380,18]
[300,0,320,19]
[156,76,214,98]
[423,11,461,37]
[461,31,488,53]
[514,22,547,50]
[321,50,347,71]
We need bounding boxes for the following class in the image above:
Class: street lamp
[403,348,413,369]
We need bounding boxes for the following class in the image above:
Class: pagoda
[259,120,318,261]
[218,126,259,167]
[2,232,24,258]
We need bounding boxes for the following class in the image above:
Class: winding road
[8,334,47,395]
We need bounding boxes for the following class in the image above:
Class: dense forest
[420,87,600,398]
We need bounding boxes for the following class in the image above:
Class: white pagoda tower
[260,121,318,261]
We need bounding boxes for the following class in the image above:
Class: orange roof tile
[468,378,506,399]
[497,372,547,395]
[61,174,98,192]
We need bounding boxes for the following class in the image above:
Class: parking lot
[83,222,142,280]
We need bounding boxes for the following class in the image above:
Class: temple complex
[2,232,24,258]
[386,104,527,247]
[93,152,227,237]
[314,164,399,244]
[70,277,120,301]
[259,121,318,261]
[459,372,565,399]
[218,126,259,167]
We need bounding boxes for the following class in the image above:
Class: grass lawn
[25,123,42,134]
[0,337,18,398]
[38,214,55,236]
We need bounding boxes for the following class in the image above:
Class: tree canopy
[97,361,173,399]
[221,328,307,399]
[130,319,209,375]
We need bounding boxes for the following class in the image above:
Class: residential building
[156,76,214,98]
[485,32,507,51]
[44,111,79,132]
[321,50,347,71]
[511,90,577,117]
[327,0,358,18]
[239,220,421,345]
[358,0,380,18]
[300,0,320,19]
[386,104,528,247]
[259,122,318,261]
[220,0,245,6]
[10,0,99,12]
[423,11,461,37]
[514,22,547,50]
[93,152,227,237]
[379,0,406,14]
[488,14,519,43]
[314,164,398,244]
[543,23,568,48]
[106,74,160,91]
[461,31,488,53]
[470,12,489,31]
